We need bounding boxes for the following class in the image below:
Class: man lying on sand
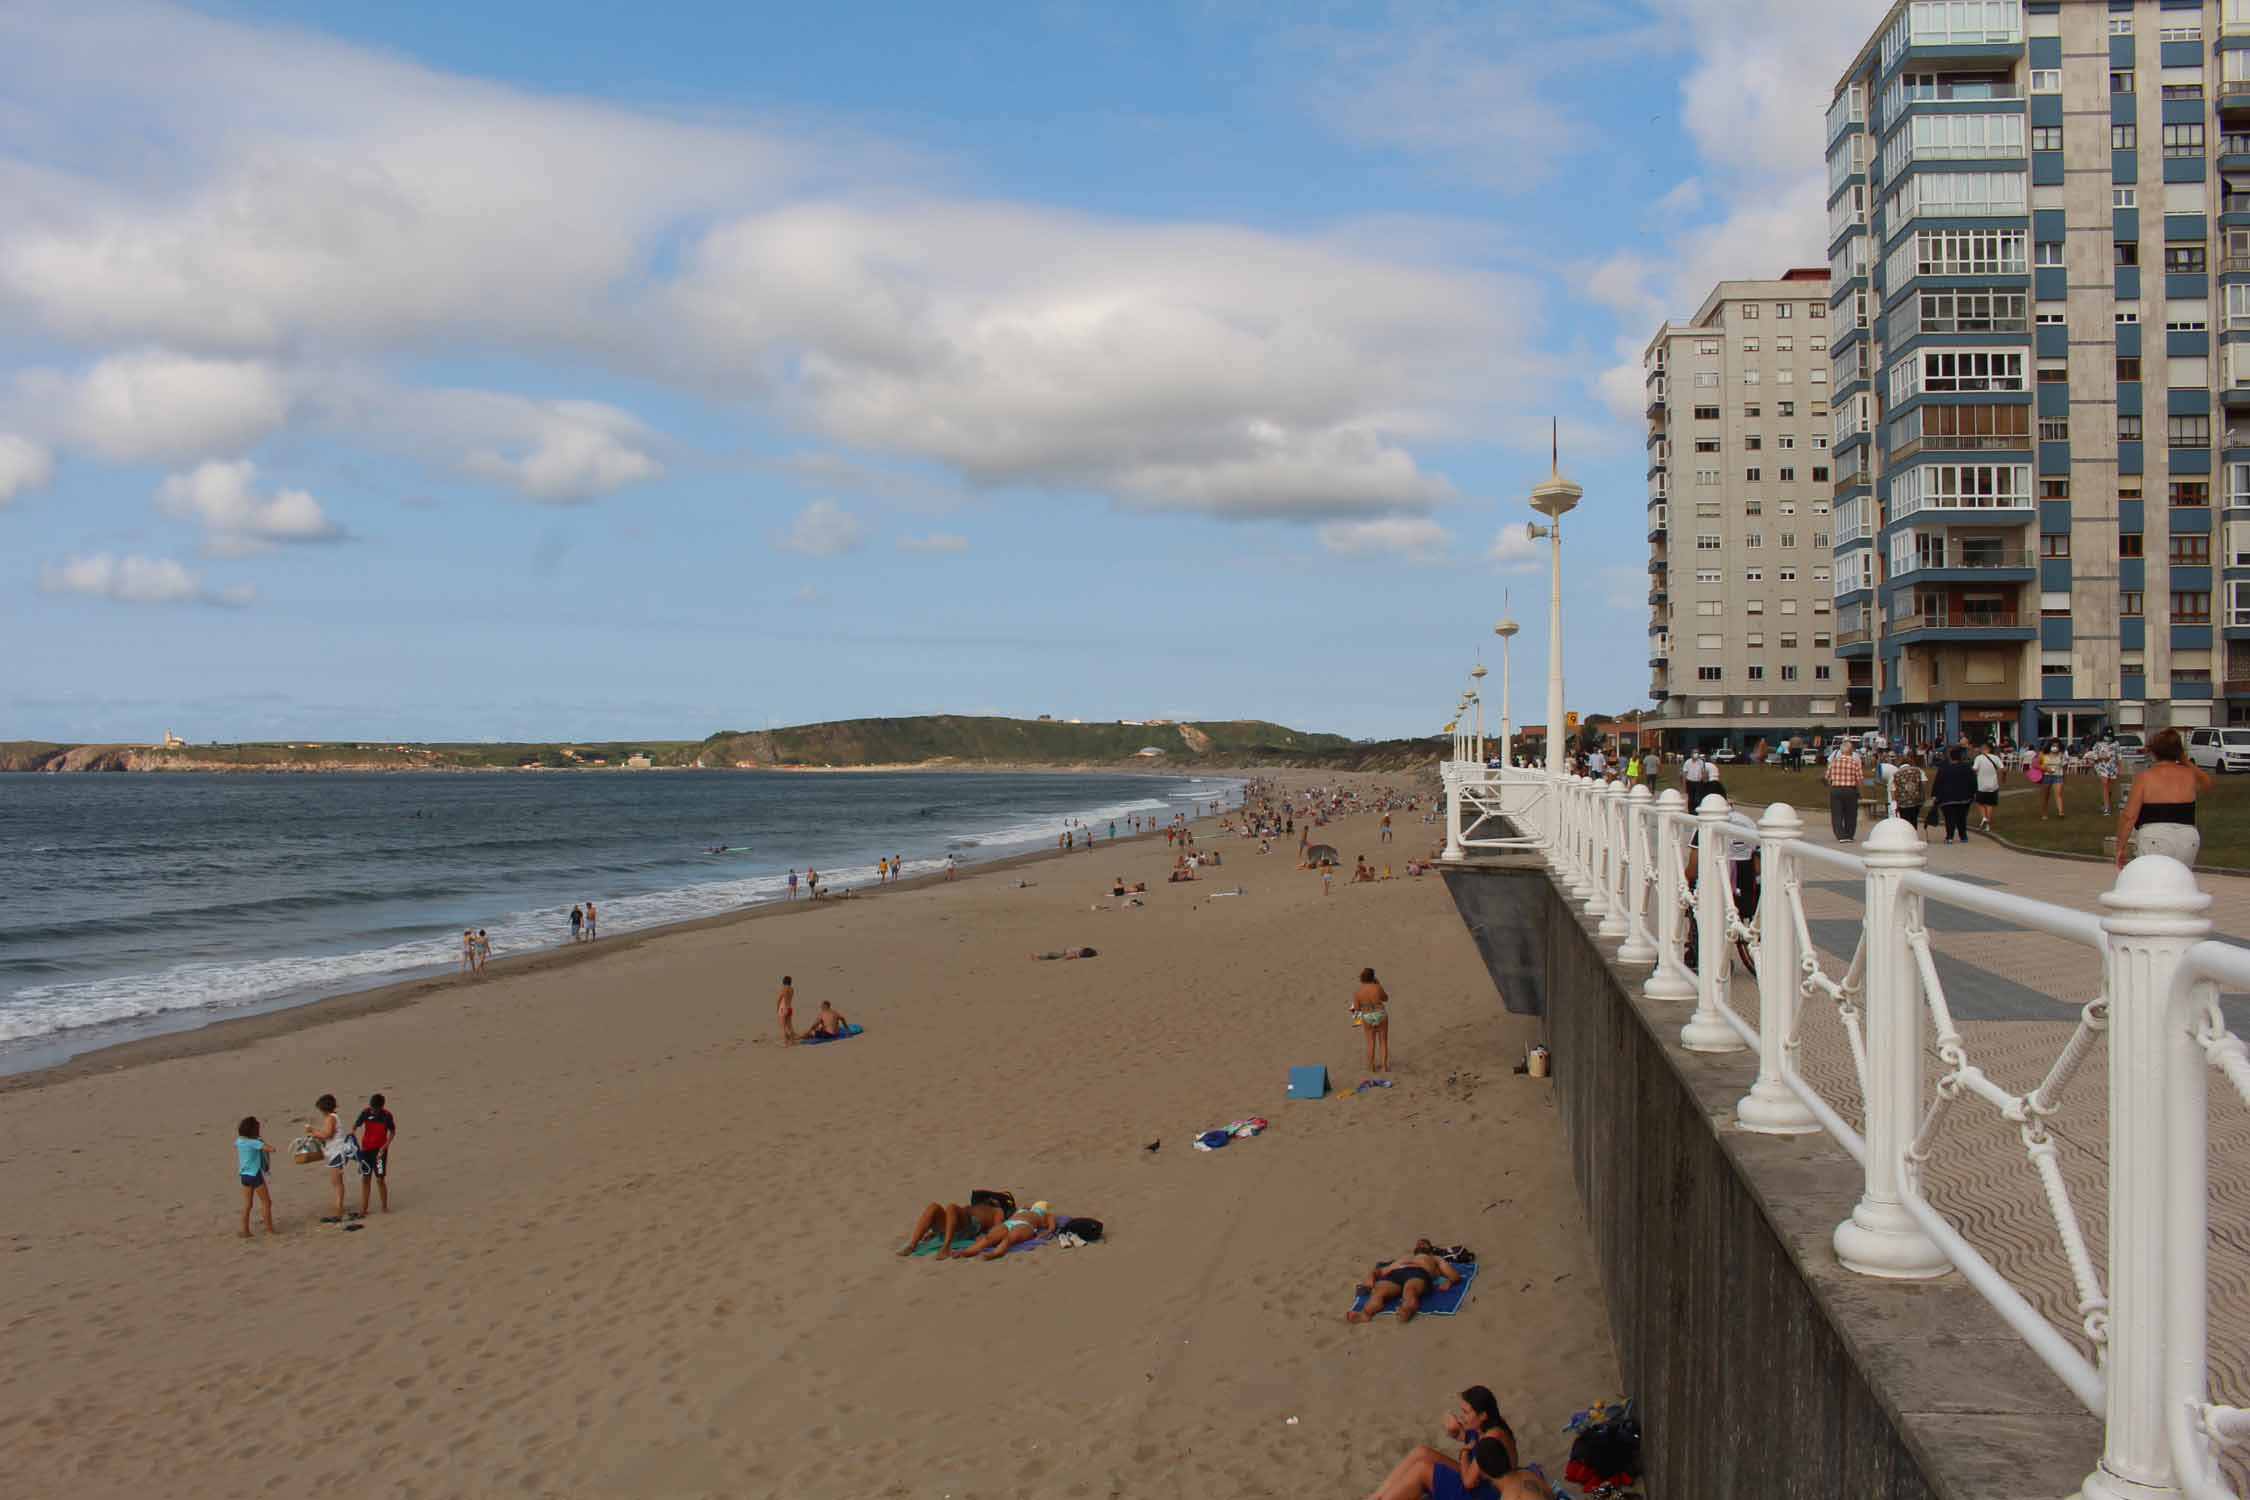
[1364,1386,1526,1500]
[897,1198,1007,1259]
[1108,878,1148,896]
[1031,947,1097,960]
[1347,1251,1460,1323]
[961,1201,1058,1260]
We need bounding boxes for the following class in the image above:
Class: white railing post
[1441,762,1466,863]
[1564,776,1594,898]
[1737,802,1819,1134]
[1580,778,1613,923]
[1644,789,1696,1001]
[1680,794,1748,1053]
[2081,855,2212,1500]
[1616,784,1658,965]
[1596,781,1630,937]
[1834,816,1950,1279]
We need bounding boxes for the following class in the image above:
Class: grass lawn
[1651,762,2250,870]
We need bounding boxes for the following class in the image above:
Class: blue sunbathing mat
[1348,1260,1479,1318]
[801,1022,864,1046]
[910,1231,981,1257]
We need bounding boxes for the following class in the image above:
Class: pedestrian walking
[1825,741,1866,843]
[1972,743,2006,832]
[1932,746,1976,844]
[2115,728,2209,867]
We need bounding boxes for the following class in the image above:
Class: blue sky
[0,0,1888,743]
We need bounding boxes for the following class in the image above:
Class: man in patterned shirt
[1826,742,1866,843]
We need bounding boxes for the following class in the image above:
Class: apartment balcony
[1885,433,2033,462]
[1893,546,2037,580]
[2224,135,2250,172]
[2223,254,2250,279]
[2225,194,2250,222]
[1833,471,1872,499]
[1649,652,1669,670]
[1836,625,1875,658]
[1648,587,1668,607]
[1890,606,2035,642]
[2225,678,2250,698]
[1645,381,1667,415]
[2221,82,2250,121]
[1647,520,1667,544]
[2224,381,2250,409]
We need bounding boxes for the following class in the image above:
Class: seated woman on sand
[960,1201,1059,1260]
[1364,1386,1524,1500]
[897,1197,1007,1259]
[1346,1250,1460,1323]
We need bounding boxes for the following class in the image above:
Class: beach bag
[1564,1399,1642,1490]
[2025,766,2043,783]
[1058,1217,1104,1242]
[289,1135,324,1165]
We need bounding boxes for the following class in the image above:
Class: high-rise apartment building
[1644,272,1881,751]
[1828,0,2250,747]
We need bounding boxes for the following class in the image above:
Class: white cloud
[1317,516,1449,563]
[1488,524,1542,573]
[39,551,250,606]
[772,499,868,557]
[896,532,969,554]
[21,349,288,463]
[157,458,340,551]
[0,6,1547,525]
[0,434,53,505]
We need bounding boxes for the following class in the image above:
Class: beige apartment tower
[1644,271,1882,751]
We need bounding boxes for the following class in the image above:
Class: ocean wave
[0,776,1241,1051]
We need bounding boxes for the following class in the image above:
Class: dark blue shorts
[358,1151,385,1178]
[1431,1463,1497,1500]
[240,1173,266,1189]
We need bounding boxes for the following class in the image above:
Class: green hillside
[681,715,1350,768]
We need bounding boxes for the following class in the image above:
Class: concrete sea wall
[1443,860,2097,1500]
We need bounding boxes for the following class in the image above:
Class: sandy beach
[0,772,1617,1498]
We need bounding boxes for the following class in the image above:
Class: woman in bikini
[963,1201,1058,1260]
[897,1198,1007,1259]
[1347,1250,1459,1323]
[1352,966,1391,1074]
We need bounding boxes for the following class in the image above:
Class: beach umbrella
[1304,843,1340,865]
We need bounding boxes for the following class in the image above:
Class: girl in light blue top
[236,1117,275,1238]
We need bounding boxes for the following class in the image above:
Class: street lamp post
[1470,665,1487,765]
[1527,439,1582,779]
[1493,618,1519,768]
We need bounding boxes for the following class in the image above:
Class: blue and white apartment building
[1828,0,2250,745]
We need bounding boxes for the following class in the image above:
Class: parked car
[1709,746,1740,764]
[2186,727,2250,774]
[2107,733,2150,770]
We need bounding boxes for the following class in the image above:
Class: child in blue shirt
[236,1116,275,1238]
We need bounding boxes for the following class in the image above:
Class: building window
[2031,69,2061,94]
[1744,435,1763,451]
[1695,568,1720,583]
[1744,567,1764,582]
[1743,402,1761,418]
[2032,126,2061,151]
[2112,124,2138,150]
[2039,417,2069,442]
[2115,240,2140,267]
[1780,531,1798,548]
[1745,467,1761,482]
[1815,664,1833,680]
[2171,415,2213,450]
[1814,531,1831,548]
[1778,401,1796,417]
[1697,532,1722,550]
[1693,371,1719,387]
[1697,667,1723,682]
[2118,357,2142,383]
[1745,530,1764,548]
[2173,480,2211,507]
[1747,665,1767,681]
[2113,186,2137,208]
[1695,338,1720,355]
[2042,662,2073,678]
[1741,303,1760,319]
[2164,123,2206,159]
[1780,566,1799,582]
[2041,479,2070,500]
[2117,308,2140,324]
[2112,71,2135,95]
[1778,467,1795,482]
[2174,591,2213,623]
[2121,533,2144,558]
[2122,591,2143,616]
[2036,241,2063,267]
[2167,244,2208,274]
[1696,469,1720,484]
[2041,534,2070,558]
[2173,535,2213,564]
[1776,303,1793,319]
[1693,404,1720,420]
[2037,367,2068,385]
[1694,438,1722,452]
[1781,665,1800,682]
[2120,414,2144,441]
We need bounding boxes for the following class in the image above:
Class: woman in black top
[1930,746,1978,845]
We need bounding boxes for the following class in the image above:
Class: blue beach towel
[910,1230,981,1257]
[801,1022,864,1046]
[1347,1260,1480,1319]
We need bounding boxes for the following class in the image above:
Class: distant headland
[0,715,1442,775]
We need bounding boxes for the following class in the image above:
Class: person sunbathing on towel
[1030,947,1097,960]
[1364,1386,1521,1500]
[1346,1251,1459,1323]
[802,1000,851,1038]
[962,1201,1058,1260]
[897,1198,1007,1259]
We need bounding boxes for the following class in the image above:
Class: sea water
[0,769,1238,1070]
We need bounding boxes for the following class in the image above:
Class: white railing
[1449,768,2250,1499]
